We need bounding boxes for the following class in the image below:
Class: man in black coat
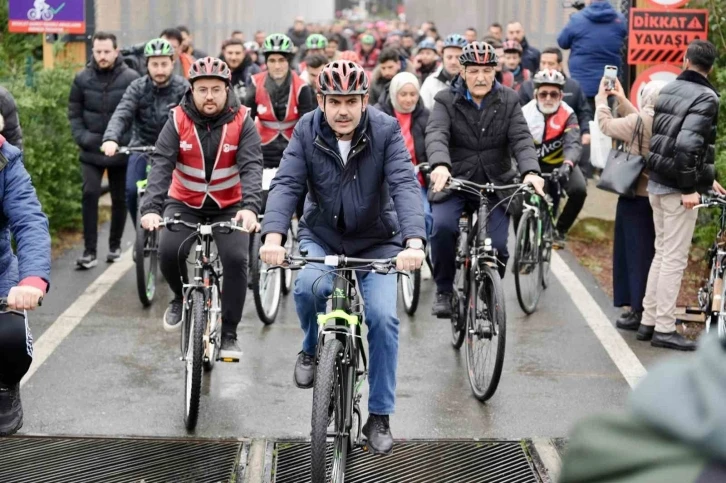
[68,32,140,269]
[506,22,541,73]
[640,40,724,351]
[426,41,544,317]
[0,87,23,149]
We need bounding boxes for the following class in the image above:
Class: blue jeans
[421,186,433,240]
[293,239,400,415]
[126,153,148,227]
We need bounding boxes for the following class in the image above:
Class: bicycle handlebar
[161,217,250,234]
[0,295,43,312]
[268,254,401,276]
[119,146,156,154]
[693,194,726,210]
[448,177,525,193]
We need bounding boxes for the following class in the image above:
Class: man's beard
[537,101,559,115]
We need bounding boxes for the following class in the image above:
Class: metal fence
[94,0,335,54]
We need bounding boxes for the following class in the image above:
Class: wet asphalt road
[19,221,691,442]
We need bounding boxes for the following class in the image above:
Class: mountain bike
[121,146,158,307]
[513,173,560,315]
[695,194,726,337]
[279,253,402,483]
[161,214,248,431]
[446,177,526,402]
[248,168,298,324]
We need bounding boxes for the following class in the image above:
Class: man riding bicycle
[521,69,583,246]
[0,135,50,436]
[426,41,544,318]
[259,60,426,455]
[101,38,189,227]
[244,33,314,217]
[139,57,263,360]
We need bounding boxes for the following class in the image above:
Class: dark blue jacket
[261,106,426,259]
[0,139,51,296]
[557,0,627,98]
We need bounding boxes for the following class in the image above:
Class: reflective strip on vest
[173,171,241,193]
[175,163,239,182]
[259,120,298,131]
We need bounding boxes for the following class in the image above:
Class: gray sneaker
[76,251,97,270]
[107,248,122,263]
[219,332,243,361]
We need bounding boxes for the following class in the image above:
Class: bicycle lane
[18,224,693,442]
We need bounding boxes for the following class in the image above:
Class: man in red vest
[244,33,314,170]
[139,57,263,360]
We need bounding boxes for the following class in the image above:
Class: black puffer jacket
[103,74,189,147]
[376,95,430,167]
[68,57,140,166]
[426,76,540,193]
[648,70,720,194]
[0,86,23,149]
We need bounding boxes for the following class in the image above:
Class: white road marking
[551,252,647,388]
[532,438,562,483]
[21,250,134,387]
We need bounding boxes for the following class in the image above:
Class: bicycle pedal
[218,356,240,363]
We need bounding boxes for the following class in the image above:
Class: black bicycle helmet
[459,41,498,66]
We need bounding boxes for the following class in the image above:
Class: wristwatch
[406,239,424,250]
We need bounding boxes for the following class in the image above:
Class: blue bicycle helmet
[417,40,437,53]
[443,34,468,50]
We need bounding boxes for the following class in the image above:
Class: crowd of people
[0,5,722,478]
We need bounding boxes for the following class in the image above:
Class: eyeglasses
[537,90,561,100]
[194,86,226,98]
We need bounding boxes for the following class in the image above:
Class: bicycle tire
[184,291,205,431]
[135,225,158,307]
[466,264,506,402]
[282,227,296,295]
[541,206,554,289]
[399,269,421,316]
[203,282,221,372]
[310,338,346,483]
[250,233,282,324]
[514,211,543,314]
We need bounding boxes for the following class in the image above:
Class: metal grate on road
[0,436,244,483]
[273,440,541,483]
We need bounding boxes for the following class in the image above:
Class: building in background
[95,0,335,54]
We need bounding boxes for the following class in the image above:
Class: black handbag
[596,117,645,198]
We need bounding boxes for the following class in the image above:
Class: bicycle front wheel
[250,233,282,324]
[466,264,506,402]
[310,338,347,483]
[399,269,421,316]
[514,211,543,314]
[184,291,205,430]
[282,226,297,295]
[135,224,158,307]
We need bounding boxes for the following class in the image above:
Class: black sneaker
[163,298,183,332]
[651,331,697,351]
[107,248,122,263]
[636,324,656,341]
[617,311,642,331]
[294,351,315,389]
[362,414,393,455]
[76,251,97,270]
[0,383,23,437]
[220,332,243,361]
[432,292,453,318]
[553,230,567,249]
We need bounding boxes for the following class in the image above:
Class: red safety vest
[251,71,306,145]
[168,105,249,209]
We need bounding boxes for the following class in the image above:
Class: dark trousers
[125,153,149,227]
[552,164,588,235]
[159,200,250,334]
[0,311,32,386]
[613,196,655,312]
[81,162,127,254]
[431,193,510,293]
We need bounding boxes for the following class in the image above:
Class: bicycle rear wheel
[135,223,158,307]
[250,233,282,324]
[466,264,506,402]
[399,269,421,316]
[514,211,543,314]
[184,291,205,430]
[310,338,347,483]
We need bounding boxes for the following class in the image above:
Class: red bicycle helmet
[188,56,231,83]
[459,42,499,67]
[502,40,523,54]
[318,61,369,96]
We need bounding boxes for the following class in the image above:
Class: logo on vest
[180,140,193,151]
[223,143,238,153]
[258,104,268,115]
